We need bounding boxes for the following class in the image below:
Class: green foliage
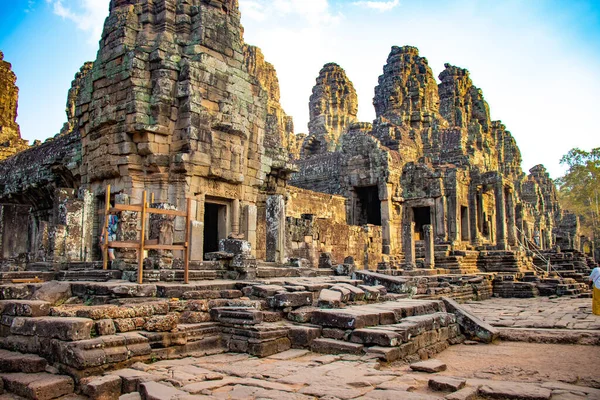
[557,147,600,245]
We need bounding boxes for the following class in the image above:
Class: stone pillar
[402,207,416,270]
[266,195,285,263]
[447,193,459,245]
[232,199,240,236]
[506,189,517,247]
[380,184,393,254]
[494,182,507,250]
[469,189,482,245]
[189,196,204,261]
[423,224,434,269]
[434,196,446,243]
[244,204,257,257]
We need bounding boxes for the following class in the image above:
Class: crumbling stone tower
[0,51,28,161]
[74,0,294,260]
[304,63,358,156]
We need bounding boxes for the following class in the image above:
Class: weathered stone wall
[0,51,29,161]
[287,186,347,224]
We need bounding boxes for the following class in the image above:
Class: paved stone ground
[461,297,600,330]
[115,346,600,400]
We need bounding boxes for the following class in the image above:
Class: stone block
[0,300,51,317]
[10,317,93,341]
[30,282,72,306]
[247,337,291,357]
[80,375,122,400]
[143,313,178,332]
[287,307,317,323]
[428,376,466,392]
[410,359,447,373]
[96,319,117,336]
[140,381,187,400]
[269,292,313,308]
[350,328,403,346]
[478,381,551,400]
[287,325,321,347]
[310,338,364,355]
[311,309,379,329]
[445,386,478,400]
[0,372,74,400]
[317,289,342,308]
[365,346,401,362]
[442,297,498,343]
[0,349,47,373]
[108,369,161,394]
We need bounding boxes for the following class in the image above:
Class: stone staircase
[434,245,479,274]
[477,250,533,273]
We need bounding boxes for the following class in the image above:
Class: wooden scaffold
[101,185,192,284]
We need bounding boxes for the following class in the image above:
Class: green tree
[557,147,600,254]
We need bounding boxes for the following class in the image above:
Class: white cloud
[352,0,400,12]
[46,0,108,43]
[240,0,341,26]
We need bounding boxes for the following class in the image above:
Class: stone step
[310,338,364,355]
[10,316,94,341]
[56,270,122,282]
[0,372,74,400]
[0,349,47,373]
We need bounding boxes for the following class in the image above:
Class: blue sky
[1,0,599,178]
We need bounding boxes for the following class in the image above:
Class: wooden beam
[110,204,143,212]
[146,207,187,217]
[107,241,140,249]
[137,191,147,284]
[144,244,186,251]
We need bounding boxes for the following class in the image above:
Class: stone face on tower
[304,63,358,156]
[0,51,29,161]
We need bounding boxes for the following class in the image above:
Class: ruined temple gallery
[0,1,596,399]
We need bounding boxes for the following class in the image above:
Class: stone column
[189,196,204,261]
[494,182,507,250]
[402,207,416,270]
[232,199,240,236]
[434,196,447,243]
[447,193,459,245]
[266,195,285,263]
[423,224,434,269]
[469,188,482,245]
[244,204,257,257]
[380,184,393,255]
[506,189,517,247]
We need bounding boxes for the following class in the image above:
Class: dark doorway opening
[461,206,469,241]
[204,202,228,259]
[354,186,381,226]
[413,206,431,240]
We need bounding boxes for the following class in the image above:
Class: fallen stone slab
[478,381,552,400]
[310,338,364,355]
[268,349,310,360]
[10,317,93,341]
[409,359,447,373]
[359,389,440,399]
[442,297,498,343]
[80,375,122,400]
[0,372,74,400]
[429,376,466,392]
[445,386,479,400]
[498,328,600,346]
[140,381,187,400]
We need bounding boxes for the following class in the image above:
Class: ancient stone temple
[0,2,597,398]
[0,1,594,284]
